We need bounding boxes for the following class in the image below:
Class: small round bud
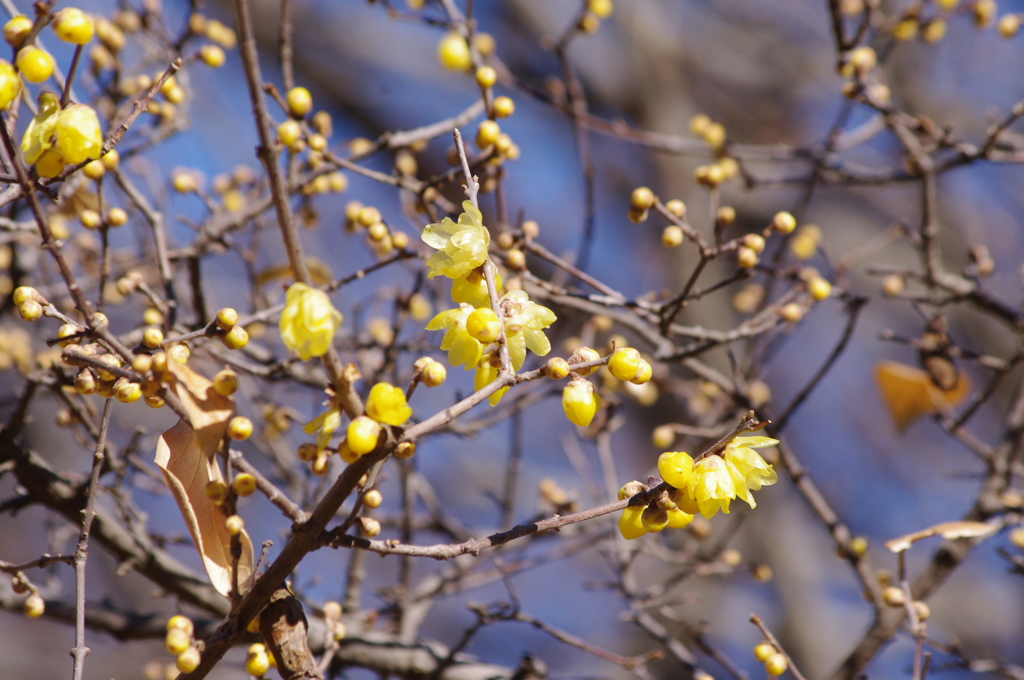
[205,480,228,504]
[278,120,302,148]
[347,416,381,455]
[168,344,190,364]
[57,324,81,348]
[608,347,641,381]
[849,535,868,556]
[16,46,55,83]
[882,274,904,296]
[921,18,947,43]
[808,277,832,300]
[167,615,194,635]
[848,46,876,74]
[475,120,501,149]
[357,206,381,227]
[297,443,317,462]
[106,208,128,227]
[475,65,496,88]
[3,15,32,49]
[652,424,675,449]
[717,205,737,225]
[75,368,98,395]
[753,642,775,663]
[215,307,238,330]
[245,651,270,678]
[998,14,1021,38]
[363,489,383,508]
[627,206,648,223]
[143,327,164,349]
[630,186,655,210]
[588,0,614,18]
[23,592,44,618]
[79,209,102,230]
[116,381,142,403]
[394,441,416,459]
[912,600,931,621]
[101,149,120,170]
[505,248,526,270]
[772,211,796,233]
[228,416,253,441]
[437,32,472,71]
[225,514,244,535]
[662,225,684,247]
[232,473,256,497]
[420,360,446,387]
[83,160,106,180]
[165,628,190,655]
[1009,526,1024,549]
[694,164,725,187]
[473,32,496,56]
[286,87,313,117]
[765,653,789,676]
[200,44,225,67]
[736,246,759,269]
[18,300,42,321]
[222,325,248,350]
[743,233,765,254]
[176,646,201,673]
[492,96,515,118]
[213,369,238,396]
[171,171,198,193]
[359,517,381,537]
[779,303,803,322]
[882,585,906,607]
[630,359,653,385]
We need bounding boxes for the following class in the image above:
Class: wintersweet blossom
[657,450,694,489]
[426,303,483,370]
[421,201,490,279]
[473,351,508,406]
[723,435,778,509]
[687,455,736,519]
[303,402,341,452]
[500,290,555,370]
[55,103,102,164]
[451,268,502,308]
[562,377,599,427]
[365,382,412,426]
[279,283,343,360]
[21,92,60,164]
[618,506,647,540]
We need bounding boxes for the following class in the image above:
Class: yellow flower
[562,377,599,427]
[657,450,694,489]
[21,92,60,164]
[0,60,20,110]
[687,455,735,519]
[279,283,343,360]
[501,290,555,370]
[723,435,778,509]
[365,382,412,426]
[451,268,502,308]
[426,303,483,370]
[618,505,647,540]
[303,401,341,452]
[473,351,508,406]
[421,201,490,279]
[55,103,103,164]
[666,508,694,528]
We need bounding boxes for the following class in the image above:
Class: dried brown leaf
[884,520,996,553]
[155,361,254,596]
[875,361,971,431]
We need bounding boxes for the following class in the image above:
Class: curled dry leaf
[884,520,996,553]
[154,360,254,596]
[875,361,971,431]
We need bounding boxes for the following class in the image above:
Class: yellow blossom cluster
[619,435,779,540]
[422,203,556,404]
